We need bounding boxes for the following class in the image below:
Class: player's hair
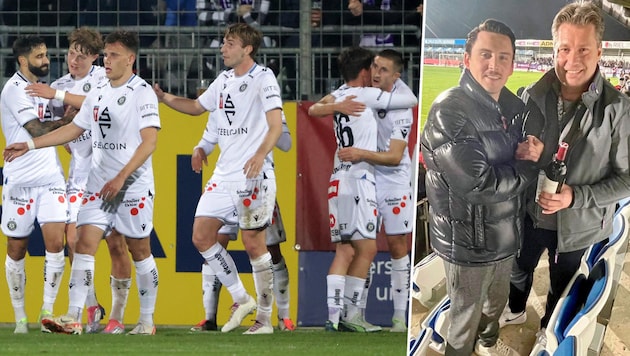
[68,27,104,56]
[552,1,604,46]
[224,23,262,58]
[12,35,46,64]
[465,19,516,57]
[104,30,139,55]
[376,49,404,74]
[338,47,374,83]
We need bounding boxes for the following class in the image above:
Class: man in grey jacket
[500,1,630,340]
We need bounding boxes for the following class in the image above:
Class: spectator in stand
[2,1,78,80]
[80,0,161,78]
[347,0,419,48]
[163,0,197,98]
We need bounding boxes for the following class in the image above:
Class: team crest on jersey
[7,221,17,231]
[239,83,248,92]
[366,222,375,232]
[83,83,91,93]
[117,96,126,105]
[377,109,387,119]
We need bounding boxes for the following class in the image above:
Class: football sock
[135,255,158,325]
[326,274,345,325]
[358,268,373,317]
[42,250,65,312]
[272,257,290,320]
[110,276,131,322]
[68,253,94,320]
[251,252,274,325]
[201,243,249,305]
[391,255,410,320]
[5,255,27,321]
[201,263,221,321]
[344,275,365,321]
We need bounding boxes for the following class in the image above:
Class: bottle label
[535,170,545,202]
[540,176,560,195]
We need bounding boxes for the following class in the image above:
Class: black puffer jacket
[420,70,538,265]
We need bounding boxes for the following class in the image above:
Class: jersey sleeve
[389,108,413,143]
[5,82,40,126]
[361,87,418,110]
[276,115,292,152]
[257,70,283,113]
[136,84,161,130]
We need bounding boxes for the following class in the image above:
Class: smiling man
[420,19,543,355]
[501,1,630,344]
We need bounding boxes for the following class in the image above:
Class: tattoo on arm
[23,116,73,138]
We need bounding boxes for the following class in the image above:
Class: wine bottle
[541,142,569,194]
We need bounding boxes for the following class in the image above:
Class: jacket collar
[459,68,523,119]
[527,67,605,116]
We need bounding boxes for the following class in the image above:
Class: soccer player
[5,30,161,336]
[333,49,416,333]
[24,26,134,334]
[0,35,74,334]
[190,114,295,332]
[307,46,417,332]
[154,23,282,334]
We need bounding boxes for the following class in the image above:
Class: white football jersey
[51,65,106,180]
[330,83,417,182]
[73,74,161,195]
[197,63,282,180]
[375,79,416,187]
[0,71,64,187]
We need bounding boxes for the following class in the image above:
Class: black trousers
[508,215,587,328]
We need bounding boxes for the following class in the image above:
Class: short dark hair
[465,19,516,57]
[338,47,374,82]
[104,30,139,55]
[376,49,404,74]
[12,35,46,64]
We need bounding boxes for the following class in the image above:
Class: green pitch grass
[0,325,406,355]
[419,66,546,128]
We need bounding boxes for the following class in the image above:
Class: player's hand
[25,83,55,99]
[244,154,264,179]
[515,135,544,162]
[348,0,363,16]
[191,147,208,173]
[538,184,573,214]
[3,142,29,162]
[338,147,363,162]
[63,143,72,155]
[153,83,165,102]
[100,175,125,202]
[337,95,365,116]
[64,105,79,119]
[237,4,252,17]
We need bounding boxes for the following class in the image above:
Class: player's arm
[276,118,292,152]
[192,119,217,173]
[4,122,85,162]
[23,108,77,138]
[100,126,158,200]
[244,108,282,178]
[338,139,407,166]
[25,83,86,110]
[308,94,366,117]
[364,87,418,110]
[153,83,207,116]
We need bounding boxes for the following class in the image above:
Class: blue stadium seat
[412,252,446,308]
[582,213,625,271]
